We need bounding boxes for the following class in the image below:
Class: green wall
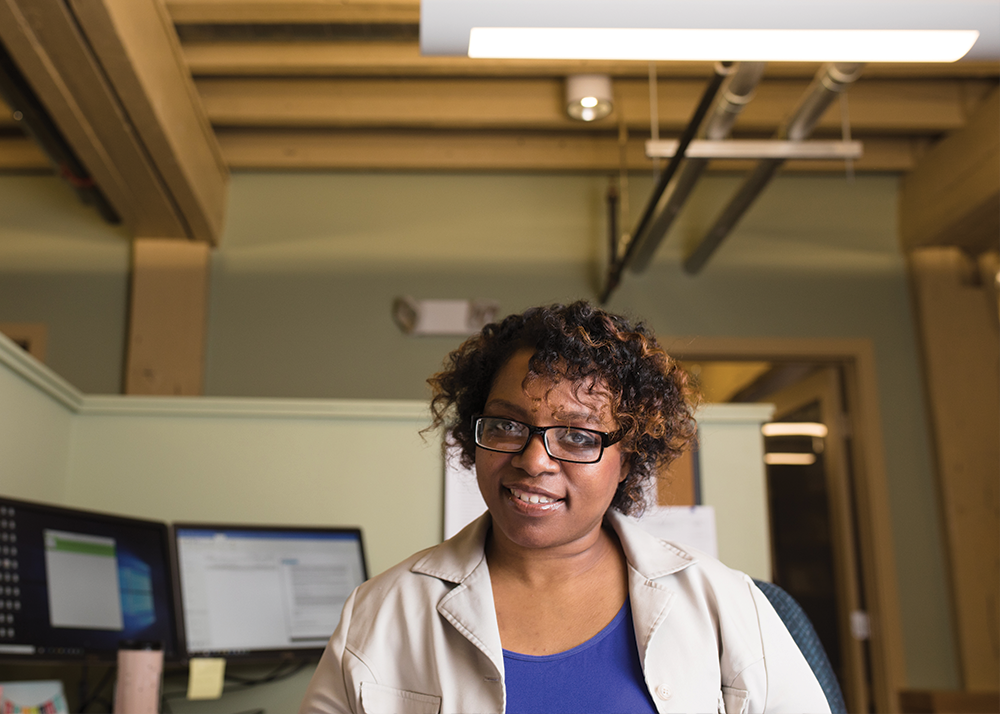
[0,170,958,688]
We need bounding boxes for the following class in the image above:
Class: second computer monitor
[171,523,367,661]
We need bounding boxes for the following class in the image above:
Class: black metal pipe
[627,62,767,274]
[682,62,864,274]
[600,61,732,303]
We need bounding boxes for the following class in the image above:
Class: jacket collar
[605,510,698,579]
[410,509,697,585]
[411,512,492,583]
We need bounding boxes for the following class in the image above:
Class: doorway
[760,367,871,713]
[672,336,904,714]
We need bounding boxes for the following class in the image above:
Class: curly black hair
[428,301,699,516]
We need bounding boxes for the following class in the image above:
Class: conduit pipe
[599,61,732,303]
[627,62,767,273]
[682,62,864,274]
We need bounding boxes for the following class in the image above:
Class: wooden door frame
[767,367,869,713]
[663,335,904,714]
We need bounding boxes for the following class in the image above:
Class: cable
[77,665,116,713]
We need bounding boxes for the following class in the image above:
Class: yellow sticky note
[186,657,226,700]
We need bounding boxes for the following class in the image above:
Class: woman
[300,302,830,714]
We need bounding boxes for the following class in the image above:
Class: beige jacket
[299,511,831,714]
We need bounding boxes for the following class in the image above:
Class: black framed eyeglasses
[473,415,622,464]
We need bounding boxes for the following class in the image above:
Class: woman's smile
[505,485,563,511]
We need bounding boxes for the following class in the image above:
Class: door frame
[664,335,904,714]
[767,367,869,713]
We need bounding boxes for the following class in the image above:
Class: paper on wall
[443,443,486,540]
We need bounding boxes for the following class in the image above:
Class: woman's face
[475,348,627,554]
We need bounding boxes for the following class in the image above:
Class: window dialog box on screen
[177,531,364,654]
[44,530,123,631]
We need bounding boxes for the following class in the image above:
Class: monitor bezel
[0,495,180,664]
[168,521,368,663]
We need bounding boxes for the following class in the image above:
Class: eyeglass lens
[475,417,605,463]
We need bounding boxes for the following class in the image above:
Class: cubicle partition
[1,331,774,580]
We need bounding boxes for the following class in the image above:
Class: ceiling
[0,0,997,250]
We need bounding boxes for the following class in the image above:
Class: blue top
[502,598,658,714]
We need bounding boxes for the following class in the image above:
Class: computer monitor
[170,523,367,661]
[0,496,178,662]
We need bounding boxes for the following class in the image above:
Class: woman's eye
[487,419,522,435]
[559,429,600,448]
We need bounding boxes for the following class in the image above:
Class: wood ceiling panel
[0,134,48,169]
[197,77,574,128]
[180,40,1000,80]
[166,0,419,24]
[213,128,919,172]
[182,42,724,78]
[0,97,17,129]
[194,75,986,136]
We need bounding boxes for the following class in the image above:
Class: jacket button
[656,684,672,701]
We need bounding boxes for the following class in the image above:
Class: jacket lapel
[607,512,698,670]
[411,514,505,677]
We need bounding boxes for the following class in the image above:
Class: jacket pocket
[718,686,749,714]
[360,681,441,714]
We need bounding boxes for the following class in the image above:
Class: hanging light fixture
[565,74,613,121]
[420,0,997,63]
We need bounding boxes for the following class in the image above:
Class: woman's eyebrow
[552,408,604,426]
[482,399,530,418]
[485,398,603,427]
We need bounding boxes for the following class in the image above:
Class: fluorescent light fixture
[764,453,818,466]
[762,422,829,438]
[421,1,999,62]
[468,28,979,62]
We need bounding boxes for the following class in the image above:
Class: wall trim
[0,330,82,411]
[78,395,429,421]
[1,331,429,422]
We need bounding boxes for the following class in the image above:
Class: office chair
[752,578,848,714]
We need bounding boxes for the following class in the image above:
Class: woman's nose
[511,434,558,475]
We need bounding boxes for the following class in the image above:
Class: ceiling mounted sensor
[393,297,500,336]
[566,75,613,122]
[420,0,999,62]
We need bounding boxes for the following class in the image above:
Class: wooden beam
[194,76,987,134]
[0,0,229,243]
[900,87,1000,255]
[166,0,420,24]
[907,246,1000,691]
[68,0,229,243]
[125,238,210,396]
[0,0,186,236]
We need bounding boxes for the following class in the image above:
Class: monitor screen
[0,496,178,662]
[171,524,367,661]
